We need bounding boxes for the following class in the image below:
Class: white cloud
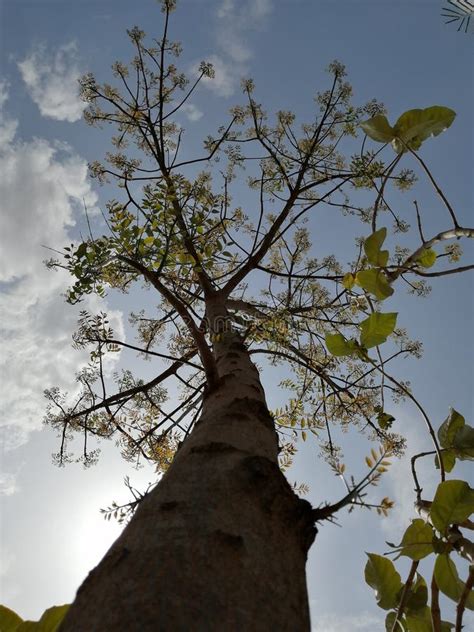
[217,0,272,22]
[0,138,95,282]
[0,85,123,465]
[0,473,18,496]
[311,611,383,632]
[17,42,86,122]
[216,0,234,19]
[216,30,252,65]
[196,54,239,98]
[216,0,272,64]
[196,0,273,97]
[181,103,203,122]
[0,545,19,605]
[382,411,440,537]
[0,80,18,144]
[249,0,272,21]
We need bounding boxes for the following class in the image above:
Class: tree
[4,1,472,629]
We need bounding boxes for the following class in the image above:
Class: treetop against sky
[0,1,472,630]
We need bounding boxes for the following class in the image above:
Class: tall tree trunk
[59,322,316,631]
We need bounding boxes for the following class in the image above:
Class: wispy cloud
[0,472,18,496]
[0,545,17,604]
[217,0,272,23]
[181,102,203,122]
[311,611,383,632]
[381,411,440,537]
[0,80,18,144]
[17,42,86,122]
[0,85,123,484]
[194,54,240,98]
[195,0,273,97]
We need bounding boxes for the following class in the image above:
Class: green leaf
[325,333,356,357]
[360,115,395,143]
[404,606,453,632]
[430,480,474,532]
[452,424,474,460]
[416,248,436,269]
[391,106,456,153]
[177,252,194,265]
[342,272,355,290]
[437,409,474,462]
[405,607,431,632]
[0,605,23,631]
[439,410,466,449]
[355,269,394,301]
[385,612,407,631]
[377,411,395,430]
[15,605,70,632]
[405,574,428,613]
[364,553,403,610]
[360,312,397,349]
[75,242,88,258]
[394,520,434,561]
[434,449,457,474]
[434,554,474,610]
[364,228,389,267]
[143,236,155,246]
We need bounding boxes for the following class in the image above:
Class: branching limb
[312,448,392,522]
[117,254,217,385]
[68,351,196,423]
[388,227,474,283]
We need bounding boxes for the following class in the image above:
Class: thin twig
[456,566,474,632]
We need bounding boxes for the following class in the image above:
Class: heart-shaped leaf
[364,228,389,267]
[416,248,436,269]
[0,605,23,632]
[365,553,403,610]
[342,272,355,290]
[385,612,408,631]
[434,449,457,473]
[391,106,456,153]
[325,333,356,357]
[405,573,428,613]
[434,554,474,610]
[360,311,397,349]
[394,520,434,561]
[430,480,474,532]
[452,425,474,459]
[355,269,394,301]
[360,115,395,143]
[438,409,465,448]
[436,409,474,463]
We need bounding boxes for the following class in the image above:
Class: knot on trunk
[237,456,317,554]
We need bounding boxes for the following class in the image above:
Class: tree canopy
[1,1,473,630]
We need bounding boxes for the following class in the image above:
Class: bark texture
[60,331,316,631]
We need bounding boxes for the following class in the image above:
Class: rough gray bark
[59,320,316,631]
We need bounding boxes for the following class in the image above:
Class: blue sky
[0,1,473,629]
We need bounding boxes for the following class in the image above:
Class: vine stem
[456,566,474,632]
[431,574,442,632]
[368,361,445,482]
[390,560,419,632]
